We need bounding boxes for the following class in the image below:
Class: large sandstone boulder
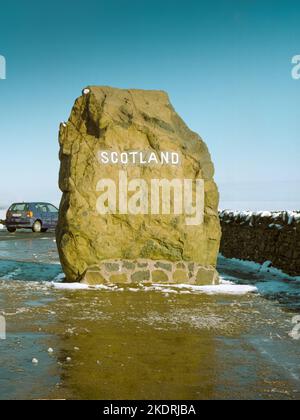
[56,86,221,284]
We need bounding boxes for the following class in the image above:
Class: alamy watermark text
[292,55,300,80]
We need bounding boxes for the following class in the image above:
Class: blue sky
[0,0,299,210]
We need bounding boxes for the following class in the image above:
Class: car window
[48,205,58,213]
[35,204,48,213]
[10,204,28,212]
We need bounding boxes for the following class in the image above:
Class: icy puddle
[0,232,299,400]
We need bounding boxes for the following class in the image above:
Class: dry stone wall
[219,210,300,276]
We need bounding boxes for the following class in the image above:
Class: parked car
[6,202,59,233]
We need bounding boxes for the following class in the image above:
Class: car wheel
[32,220,42,233]
[7,227,16,233]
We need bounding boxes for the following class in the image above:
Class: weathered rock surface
[56,86,221,283]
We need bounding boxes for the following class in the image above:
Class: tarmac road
[0,229,56,242]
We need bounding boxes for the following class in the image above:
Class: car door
[35,204,51,228]
[47,204,59,228]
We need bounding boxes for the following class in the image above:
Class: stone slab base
[80,259,219,286]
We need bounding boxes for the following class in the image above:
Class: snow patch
[156,282,257,295]
[51,280,257,295]
[52,273,65,282]
[51,282,89,290]
[219,255,300,281]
